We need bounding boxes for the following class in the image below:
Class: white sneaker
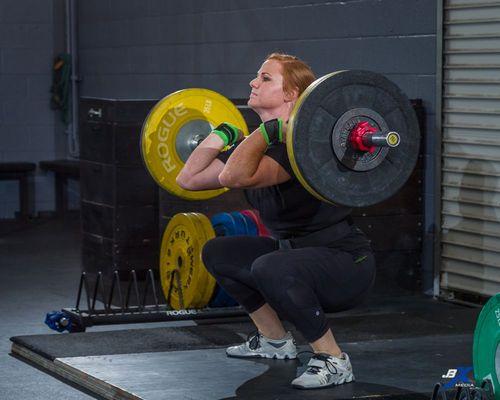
[226,331,297,359]
[291,352,354,389]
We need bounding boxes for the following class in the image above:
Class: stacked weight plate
[240,209,271,237]
[208,210,269,307]
[160,210,271,310]
[159,213,216,310]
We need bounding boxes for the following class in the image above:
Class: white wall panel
[441,1,500,297]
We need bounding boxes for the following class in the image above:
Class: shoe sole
[226,352,297,360]
[292,374,354,390]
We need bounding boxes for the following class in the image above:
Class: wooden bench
[39,160,80,217]
[0,162,36,219]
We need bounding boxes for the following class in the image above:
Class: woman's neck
[255,102,295,123]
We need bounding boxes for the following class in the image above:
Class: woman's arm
[175,133,226,190]
[218,128,291,189]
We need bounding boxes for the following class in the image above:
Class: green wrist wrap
[259,118,283,145]
[212,122,240,146]
[212,129,230,146]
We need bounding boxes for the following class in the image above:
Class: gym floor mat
[10,298,480,399]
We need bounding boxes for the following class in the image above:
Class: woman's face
[248,59,290,111]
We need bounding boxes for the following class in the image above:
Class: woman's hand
[258,118,288,145]
[212,122,245,146]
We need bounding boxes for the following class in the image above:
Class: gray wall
[79,0,437,112]
[0,0,71,218]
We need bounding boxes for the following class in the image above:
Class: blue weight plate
[211,212,237,236]
[239,212,258,236]
[230,211,249,235]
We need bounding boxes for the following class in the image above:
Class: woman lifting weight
[176,53,375,389]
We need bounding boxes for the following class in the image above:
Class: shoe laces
[246,330,261,350]
[297,351,339,375]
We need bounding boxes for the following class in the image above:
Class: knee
[250,253,282,282]
[251,256,316,309]
[250,254,294,300]
[201,237,228,277]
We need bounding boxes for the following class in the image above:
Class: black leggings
[202,236,375,343]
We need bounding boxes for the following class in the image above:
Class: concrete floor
[0,217,91,399]
[0,216,194,400]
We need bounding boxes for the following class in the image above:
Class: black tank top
[217,143,366,244]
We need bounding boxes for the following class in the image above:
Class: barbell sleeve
[361,131,401,148]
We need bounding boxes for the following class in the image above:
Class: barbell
[140,70,420,207]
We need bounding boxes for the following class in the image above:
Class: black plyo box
[80,97,156,124]
[353,214,423,252]
[81,232,158,276]
[80,122,144,166]
[81,200,157,241]
[79,97,159,279]
[80,161,156,206]
[79,97,156,166]
[351,169,423,217]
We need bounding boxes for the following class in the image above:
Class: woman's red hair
[266,53,316,97]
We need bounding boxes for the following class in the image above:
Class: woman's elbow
[218,171,248,188]
[176,173,193,190]
[218,171,233,188]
